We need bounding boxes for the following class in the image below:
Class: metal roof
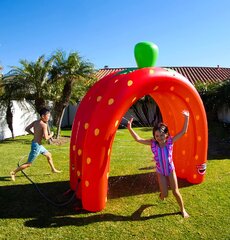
[95,66,230,85]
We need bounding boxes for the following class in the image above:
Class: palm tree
[1,56,55,140]
[1,51,96,139]
[50,50,96,138]
[0,78,19,139]
[3,55,54,112]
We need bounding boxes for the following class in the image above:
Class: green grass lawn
[0,128,230,240]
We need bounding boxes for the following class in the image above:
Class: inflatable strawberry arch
[70,42,208,212]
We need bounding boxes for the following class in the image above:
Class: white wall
[61,103,79,127]
[0,101,37,141]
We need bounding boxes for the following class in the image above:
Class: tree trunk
[52,102,67,139]
[56,107,66,139]
[52,80,73,139]
[47,123,53,144]
[6,101,14,139]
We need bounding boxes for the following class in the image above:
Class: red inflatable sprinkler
[70,42,208,212]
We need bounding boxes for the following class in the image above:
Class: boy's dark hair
[39,107,50,117]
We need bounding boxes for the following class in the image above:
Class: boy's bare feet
[10,171,15,181]
[52,169,62,173]
[182,210,190,218]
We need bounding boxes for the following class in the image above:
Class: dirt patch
[50,137,70,146]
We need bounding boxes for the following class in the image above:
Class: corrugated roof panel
[96,67,230,86]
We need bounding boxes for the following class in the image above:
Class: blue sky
[1,0,230,73]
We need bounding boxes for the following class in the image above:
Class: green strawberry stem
[134,42,159,68]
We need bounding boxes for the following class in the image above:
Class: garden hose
[18,156,77,207]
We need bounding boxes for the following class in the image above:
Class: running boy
[10,108,61,181]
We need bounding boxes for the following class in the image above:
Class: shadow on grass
[24,205,181,228]
[0,171,191,228]
[108,172,191,199]
[0,138,32,145]
[0,176,12,181]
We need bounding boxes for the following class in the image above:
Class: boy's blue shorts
[27,141,48,163]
